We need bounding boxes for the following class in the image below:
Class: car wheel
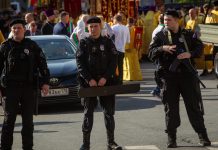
[214,52,218,78]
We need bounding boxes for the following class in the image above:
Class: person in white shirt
[152,13,165,39]
[70,14,90,45]
[25,21,41,36]
[112,14,130,84]
[97,15,114,39]
[150,13,164,98]
[25,13,34,30]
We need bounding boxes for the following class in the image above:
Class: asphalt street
[0,62,218,150]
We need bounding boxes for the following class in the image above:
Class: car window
[33,39,76,60]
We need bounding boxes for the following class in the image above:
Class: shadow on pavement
[115,98,162,111]
[38,103,83,115]
[0,121,80,133]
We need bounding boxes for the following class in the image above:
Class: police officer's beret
[9,19,26,27]
[164,10,179,18]
[87,16,101,24]
[214,0,218,6]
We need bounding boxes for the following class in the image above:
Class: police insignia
[179,37,184,42]
[24,49,29,55]
[100,45,104,51]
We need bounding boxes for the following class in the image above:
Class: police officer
[0,19,50,150]
[148,10,211,148]
[76,16,122,150]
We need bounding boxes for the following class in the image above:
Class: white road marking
[206,142,218,150]
[123,145,160,150]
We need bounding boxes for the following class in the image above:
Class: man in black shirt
[41,9,56,35]
[148,10,211,148]
[0,19,50,150]
[76,16,122,150]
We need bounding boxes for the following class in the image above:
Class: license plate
[41,88,69,97]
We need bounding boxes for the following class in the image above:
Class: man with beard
[41,9,56,35]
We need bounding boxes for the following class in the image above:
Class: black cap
[45,9,54,17]
[164,10,179,18]
[9,19,26,27]
[87,16,101,24]
[214,0,218,6]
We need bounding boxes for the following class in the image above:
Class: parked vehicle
[29,35,80,104]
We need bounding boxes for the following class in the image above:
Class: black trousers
[154,70,163,89]
[1,85,35,150]
[82,95,115,134]
[117,51,124,84]
[162,74,207,134]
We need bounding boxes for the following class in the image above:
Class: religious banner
[120,0,128,17]
[64,0,81,19]
[102,0,108,18]
[111,0,118,16]
[89,0,95,15]
[28,0,37,8]
[90,0,128,19]
[128,0,139,18]
[134,26,143,50]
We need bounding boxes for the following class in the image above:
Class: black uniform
[0,38,50,150]
[148,27,208,137]
[76,35,118,148]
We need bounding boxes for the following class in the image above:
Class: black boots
[166,131,211,148]
[108,142,122,150]
[198,133,211,146]
[80,144,90,150]
[80,131,122,150]
[80,133,90,150]
[107,131,122,150]
[167,132,177,148]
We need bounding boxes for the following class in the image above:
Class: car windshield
[33,39,76,60]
